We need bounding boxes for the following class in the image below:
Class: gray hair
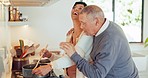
[80,5,105,20]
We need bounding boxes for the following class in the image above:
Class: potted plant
[144,37,148,48]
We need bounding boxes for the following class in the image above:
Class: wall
[10,0,76,50]
[9,0,148,52]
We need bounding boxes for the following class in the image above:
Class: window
[82,0,143,42]
[82,0,113,21]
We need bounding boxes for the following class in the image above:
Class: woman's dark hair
[73,2,87,7]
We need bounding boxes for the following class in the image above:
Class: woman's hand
[39,49,52,58]
[32,64,52,76]
[66,28,74,36]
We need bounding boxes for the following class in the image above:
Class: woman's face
[71,4,85,21]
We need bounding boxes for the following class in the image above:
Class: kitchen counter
[0,49,67,78]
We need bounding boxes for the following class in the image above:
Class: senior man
[60,5,139,78]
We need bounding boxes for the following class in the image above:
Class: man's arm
[60,41,118,78]
[71,46,118,78]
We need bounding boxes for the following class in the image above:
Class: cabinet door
[0,3,6,48]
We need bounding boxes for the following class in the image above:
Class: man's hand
[60,42,76,57]
[32,64,52,76]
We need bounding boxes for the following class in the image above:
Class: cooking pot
[22,63,50,78]
[12,57,29,71]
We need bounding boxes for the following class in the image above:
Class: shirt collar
[95,19,109,36]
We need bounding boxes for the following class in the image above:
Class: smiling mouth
[74,12,78,15]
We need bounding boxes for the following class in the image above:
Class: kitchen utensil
[21,44,40,58]
[33,58,50,64]
[19,39,24,53]
[16,49,22,58]
[13,46,23,58]
[33,44,48,70]
[20,44,33,58]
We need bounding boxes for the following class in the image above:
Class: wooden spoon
[33,44,48,70]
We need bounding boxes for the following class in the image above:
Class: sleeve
[51,54,75,69]
[71,40,119,78]
[75,34,93,60]
[50,34,93,69]
[50,43,89,69]
[49,53,61,61]
[76,34,93,53]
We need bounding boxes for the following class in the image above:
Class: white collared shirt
[95,19,109,36]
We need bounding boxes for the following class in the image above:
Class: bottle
[15,7,20,21]
[9,6,15,21]
[8,6,11,21]
[19,13,23,21]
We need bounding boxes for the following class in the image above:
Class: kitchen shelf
[8,21,29,26]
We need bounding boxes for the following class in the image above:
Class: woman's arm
[75,34,93,60]
[51,34,93,69]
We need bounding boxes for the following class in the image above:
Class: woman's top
[49,29,93,78]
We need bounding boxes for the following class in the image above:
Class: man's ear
[95,17,100,26]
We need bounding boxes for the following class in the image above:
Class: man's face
[79,13,96,36]
[71,4,85,20]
